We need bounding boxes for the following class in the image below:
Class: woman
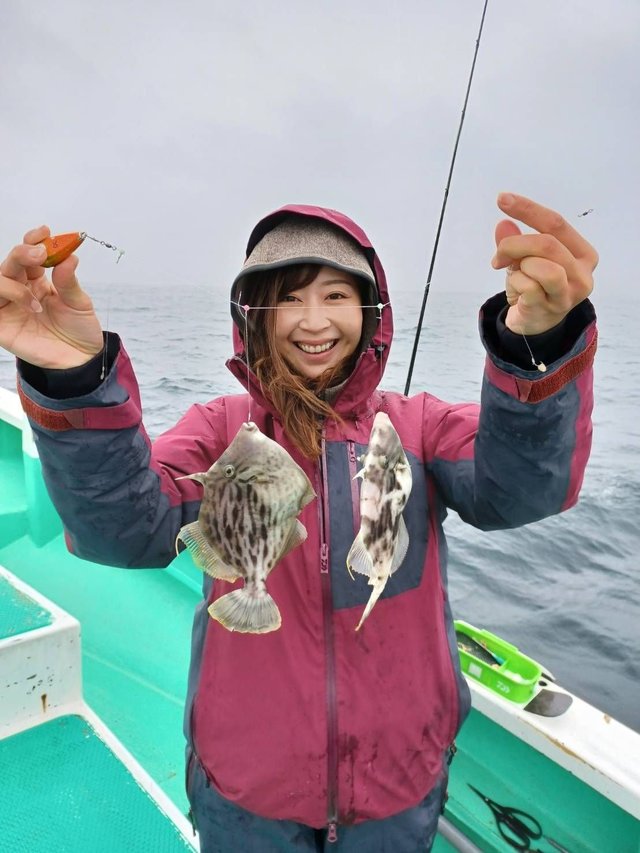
[0,193,597,851]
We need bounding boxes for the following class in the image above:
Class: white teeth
[297,341,335,354]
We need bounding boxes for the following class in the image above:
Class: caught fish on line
[176,422,316,634]
[347,412,412,630]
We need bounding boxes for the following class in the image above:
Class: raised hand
[491,193,598,335]
[0,225,104,369]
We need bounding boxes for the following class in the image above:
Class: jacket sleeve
[424,294,597,530]
[17,335,228,568]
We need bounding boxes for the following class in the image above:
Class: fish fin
[176,522,240,581]
[175,473,207,484]
[346,532,374,578]
[355,581,385,631]
[279,519,308,561]
[301,480,317,508]
[208,588,281,634]
[390,516,410,574]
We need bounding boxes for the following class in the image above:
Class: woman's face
[274,265,363,381]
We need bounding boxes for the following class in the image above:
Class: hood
[226,204,394,418]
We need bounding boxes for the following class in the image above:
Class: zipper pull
[320,543,329,574]
[327,822,338,843]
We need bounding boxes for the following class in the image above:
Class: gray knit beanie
[231,216,380,374]
[232,217,376,290]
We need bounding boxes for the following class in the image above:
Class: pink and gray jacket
[17,205,597,830]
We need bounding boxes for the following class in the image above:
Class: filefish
[176,422,316,634]
[347,412,412,630]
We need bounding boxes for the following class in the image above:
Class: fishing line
[375,301,386,385]
[404,0,490,396]
[80,232,125,264]
[506,266,547,373]
[229,299,391,397]
[87,235,123,380]
[520,335,547,373]
[100,312,110,380]
[229,302,390,312]
[237,296,254,423]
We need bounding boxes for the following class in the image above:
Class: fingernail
[499,193,515,207]
[29,245,46,260]
[31,299,43,313]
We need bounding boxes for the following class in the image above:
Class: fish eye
[224,464,235,478]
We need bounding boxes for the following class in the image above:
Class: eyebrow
[317,278,358,287]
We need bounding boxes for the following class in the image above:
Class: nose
[297,305,331,333]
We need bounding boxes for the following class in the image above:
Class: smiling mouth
[296,341,337,354]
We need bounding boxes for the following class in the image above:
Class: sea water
[1,281,638,732]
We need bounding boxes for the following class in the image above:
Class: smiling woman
[275,267,363,381]
[238,259,371,459]
[227,216,382,459]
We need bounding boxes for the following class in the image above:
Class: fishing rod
[404,0,490,396]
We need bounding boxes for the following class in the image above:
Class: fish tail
[355,582,385,631]
[208,588,282,634]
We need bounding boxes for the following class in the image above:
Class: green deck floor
[0,421,27,548]
[447,708,640,852]
[0,532,199,815]
[0,715,192,852]
[0,572,52,639]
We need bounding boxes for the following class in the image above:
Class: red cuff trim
[17,382,84,430]
[17,381,141,431]
[486,328,597,403]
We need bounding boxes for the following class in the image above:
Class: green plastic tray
[455,620,542,704]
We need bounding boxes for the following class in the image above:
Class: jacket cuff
[495,307,568,369]
[17,332,119,399]
[17,334,143,431]
[479,292,597,403]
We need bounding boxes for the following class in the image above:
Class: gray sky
[2,0,639,300]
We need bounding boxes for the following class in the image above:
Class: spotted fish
[347,412,412,630]
[176,422,316,634]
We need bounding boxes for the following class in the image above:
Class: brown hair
[239,264,362,459]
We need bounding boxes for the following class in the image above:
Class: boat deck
[0,532,198,814]
[444,707,639,852]
[1,715,193,853]
[0,564,195,851]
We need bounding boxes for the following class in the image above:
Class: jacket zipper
[319,433,339,842]
[347,441,361,534]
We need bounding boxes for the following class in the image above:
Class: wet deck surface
[0,715,193,852]
[0,531,197,814]
[0,573,52,640]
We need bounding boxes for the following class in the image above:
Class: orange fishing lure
[40,232,85,268]
[39,231,124,267]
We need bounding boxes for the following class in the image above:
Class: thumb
[50,254,94,311]
[494,217,521,248]
[491,218,523,271]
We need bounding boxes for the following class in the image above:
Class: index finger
[0,226,51,283]
[0,241,47,282]
[497,193,599,267]
[23,225,51,245]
